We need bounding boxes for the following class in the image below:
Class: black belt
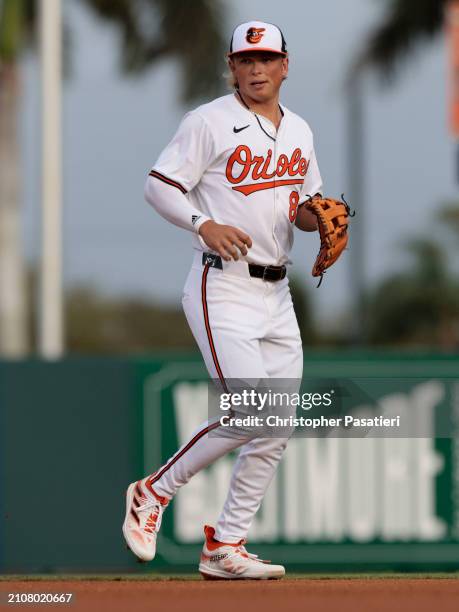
[202,253,287,282]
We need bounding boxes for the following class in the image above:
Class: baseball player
[123,20,322,580]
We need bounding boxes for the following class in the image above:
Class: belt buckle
[263,266,276,282]
[261,265,285,282]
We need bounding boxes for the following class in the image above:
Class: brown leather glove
[304,194,354,286]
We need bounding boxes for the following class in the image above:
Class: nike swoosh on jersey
[233,125,250,133]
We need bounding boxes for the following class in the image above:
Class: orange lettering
[299,158,309,176]
[288,148,302,176]
[226,146,308,188]
[226,145,252,184]
[252,155,265,180]
[260,149,275,179]
[276,154,288,177]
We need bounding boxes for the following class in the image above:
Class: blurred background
[1,0,458,356]
[1,0,459,575]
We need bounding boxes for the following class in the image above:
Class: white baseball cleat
[199,525,285,580]
[122,476,169,562]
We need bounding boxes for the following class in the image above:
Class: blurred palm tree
[352,0,447,80]
[366,238,459,347]
[65,286,196,353]
[439,201,459,238]
[347,1,451,347]
[79,0,225,102]
[0,0,225,356]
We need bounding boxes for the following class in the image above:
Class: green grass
[1,573,459,582]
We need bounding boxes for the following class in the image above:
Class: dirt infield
[1,578,459,612]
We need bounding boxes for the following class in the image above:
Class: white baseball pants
[150,251,303,543]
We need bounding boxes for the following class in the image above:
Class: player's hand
[294,204,319,232]
[198,220,252,261]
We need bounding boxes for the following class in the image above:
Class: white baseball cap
[228,21,287,57]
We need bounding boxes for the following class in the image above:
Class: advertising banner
[141,356,459,570]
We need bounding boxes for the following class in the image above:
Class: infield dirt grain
[2,578,459,612]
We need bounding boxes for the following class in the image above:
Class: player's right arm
[144,180,251,261]
[145,111,251,261]
[144,174,210,234]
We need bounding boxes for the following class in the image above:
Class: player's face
[229,52,289,104]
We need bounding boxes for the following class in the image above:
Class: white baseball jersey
[150,93,322,266]
[141,92,321,546]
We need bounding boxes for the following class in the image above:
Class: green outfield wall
[1,353,459,573]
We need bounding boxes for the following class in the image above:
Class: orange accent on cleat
[122,477,169,562]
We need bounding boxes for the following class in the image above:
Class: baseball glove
[304,194,354,286]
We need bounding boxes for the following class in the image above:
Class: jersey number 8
[288,191,300,223]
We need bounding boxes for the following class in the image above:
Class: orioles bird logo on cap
[246,27,265,44]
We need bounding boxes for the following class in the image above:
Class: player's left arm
[295,144,322,232]
[295,195,320,232]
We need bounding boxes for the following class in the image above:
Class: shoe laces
[205,533,269,565]
[237,544,270,564]
[136,498,165,534]
[239,545,258,560]
[225,542,252,563]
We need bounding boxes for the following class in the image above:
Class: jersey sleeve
[150,111,215,193]
[299,146,323,203]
